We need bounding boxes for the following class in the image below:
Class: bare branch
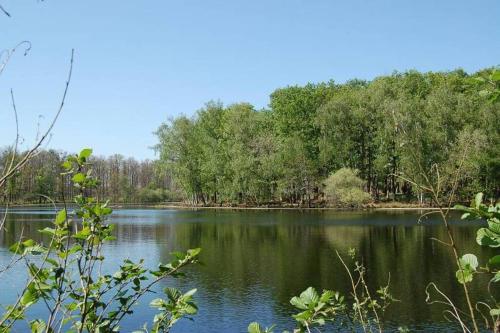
[0,41,31,76]
[0,4,10,17]
[6,89,20,174]
[0,49,74,189]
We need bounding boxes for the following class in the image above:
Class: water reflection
[0,208,496,332]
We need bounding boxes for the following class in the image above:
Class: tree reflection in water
[0,208,495,332]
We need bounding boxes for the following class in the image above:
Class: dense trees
[0,149,178,204]
[155,68,500,206]
[2,69,498,206]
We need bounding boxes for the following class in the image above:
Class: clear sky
[1,0,499,160]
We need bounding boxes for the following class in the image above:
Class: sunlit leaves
[72,172,86,184]
[149,288,198,332]
[476,228,500,247]
[9,239,46,255]
[456,254,478,284]
[289,287,345,329]
[20,288,37,307]
[2,148,201,332]
[456,194,500,287]
[79,148,93,160]
[29,319,47,333]
[55,209,67,226]
[247,322,275,333]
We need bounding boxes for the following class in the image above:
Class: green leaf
[30,319,47,333]
[55,209,67,226]
[315,318,326,326]
[183,288,197,298]
[459,254,478,271]
[479,89,490,97]
[474,192,483,208]
[150,298,165,308]
[67,244,82,255]
[456,269,474,284]
[187,248,201,257]
[491,70,500,82]
[20,288,37,307]
[293,309,313,322]
[489,255,500,271]
[477,228,500,247]
[490,308,500,316]
[22,239,36,247]
[73,227,91,240]
[290,296,308,310]
[24,245,46,255]
[248,322,263,333]
[39,227,56,236]
[488,218,500,234]
[45,258,58,266]
[79,148,93,160]
[300,287,319,305]
[62,160,72,171]
[319,290,334,303]
[9,241,23,254]
[72,173,86,184]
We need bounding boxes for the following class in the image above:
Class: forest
[155,68,499,206]
[0,150,177,204]
[1,68,499,206]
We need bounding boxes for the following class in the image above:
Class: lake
[0,208,496,332]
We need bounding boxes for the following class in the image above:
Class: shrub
[0,149,201,332]
[324,168,371,207]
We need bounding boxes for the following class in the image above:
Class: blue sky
[0,0,499,160]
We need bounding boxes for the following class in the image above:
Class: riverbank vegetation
[0,150,180,204]
[2,69,498,207]
[155,69,499,207]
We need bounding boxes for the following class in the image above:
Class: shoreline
[135,201,449,211]
[150,204,444,211]
[1,202,446,211]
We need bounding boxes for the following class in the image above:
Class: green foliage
[290,287,346,330]
[138,187,175,203]
[247,322,275,333]
[456,193,500,283]
[147,288,198,333]
[469,68,500,103]
[456,254,478,284]
[0,148,201,332]
[455,192,500,319]
[0,149,174,205]
[249,250,398,333]
[248,287,347,333]
[324,168,371,207]
[155,69,500,206]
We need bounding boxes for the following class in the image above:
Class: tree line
[2,69,498,206]
[0,149,179,204]
[155,68,500,206]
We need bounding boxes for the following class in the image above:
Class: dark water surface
[0,208,497,332]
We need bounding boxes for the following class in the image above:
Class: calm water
[0,208,497,332]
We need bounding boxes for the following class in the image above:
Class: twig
[0,4,10,17]
[0,41,31,76]
[0,49,74,190]
[425,282,472,333]
[336,250,367,333]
